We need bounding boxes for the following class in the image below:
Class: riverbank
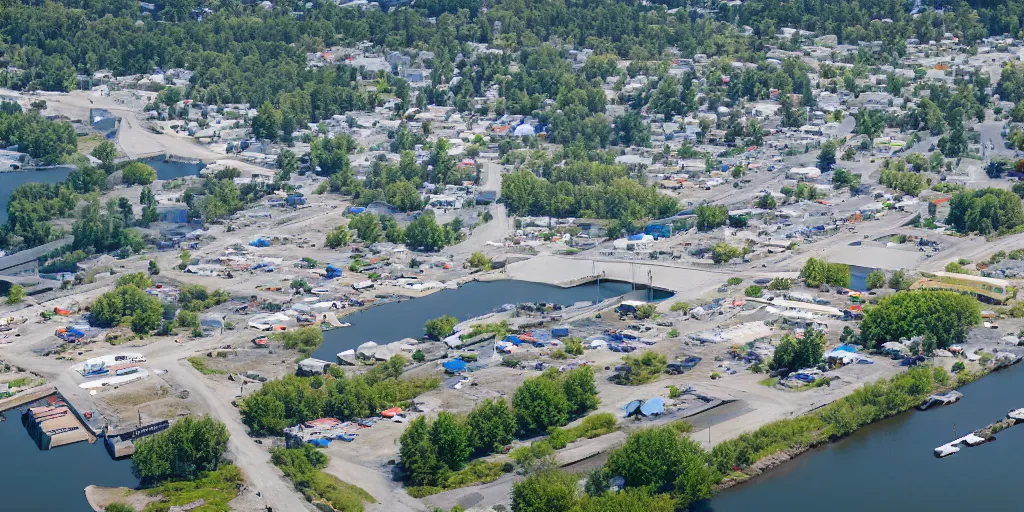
[711,359,1015,494]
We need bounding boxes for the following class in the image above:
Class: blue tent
[640,397,665,416]
[623,399,644,417]
[834,344,858,353]
[443,359,467,372]
[326,265,343,279]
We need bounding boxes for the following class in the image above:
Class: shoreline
[712,361,1015,493]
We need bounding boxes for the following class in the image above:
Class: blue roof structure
[443,359,467,372]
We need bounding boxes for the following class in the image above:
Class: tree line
[399,366,598,489]
[239,356,439,435]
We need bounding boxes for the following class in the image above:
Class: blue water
[702,363,1024,512]
[314,279,633,359]
[0,409,138,511]
[141,156,206,180]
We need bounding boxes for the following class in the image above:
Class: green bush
[424,315,458,340]
[726,277,743,286]
[744,285,763,298]
[616,352,667,385]
[276,326,324,357]
[670,301,691,313]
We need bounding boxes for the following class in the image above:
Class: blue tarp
[834,344,858,353]
[326,265,343,278]
[443,359,467,372]
[627,234,646,241]
[639,397,665,416]
[349,207,366,214]
[623,399,643,417]
[249,238,271,247]
[552,327,569,338]
[505,335,523,346]
[307,438,330,447]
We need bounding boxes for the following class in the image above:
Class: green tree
[606,426,715,508]
[513,374,570,434]
[430,138,460,185]
[405,211,448,251]
[251,101,281,141]
[769,329,826,374]
[424,315,458,340]
[121,162,157,185]
[859,291,981,349]
[511,469,579,512]
[865,270,885,290]
[817,140,837,171]
[90,284,164,334]
[467,398,517,455]
[91,140,117,171]
[132,415,229,485]
[348,212,382,243]
[324,225,352,249]
[6,284,24,304]
[276,149,297,180]
[695,204,728,231]
[430,411,471,471]
[562,366,599,416]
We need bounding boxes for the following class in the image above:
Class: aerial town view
[5,1,1024,511]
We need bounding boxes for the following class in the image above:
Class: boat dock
[935,408,1024,457]
[934,433,987,457]
[919,391,964,411]
[22,400,95,449]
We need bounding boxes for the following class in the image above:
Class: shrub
[744,285,763,297]
[424,315,458,340]
[616,352,668,385]
[726,277,743,286]
[670,301,691,313]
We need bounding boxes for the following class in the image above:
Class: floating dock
[22,402,94,449]
[934,433,987,457]
[935,408,1024,458]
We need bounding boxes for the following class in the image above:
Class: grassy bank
[271,445,375,511]
[713,365,980,486]
[142,465,242,511]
